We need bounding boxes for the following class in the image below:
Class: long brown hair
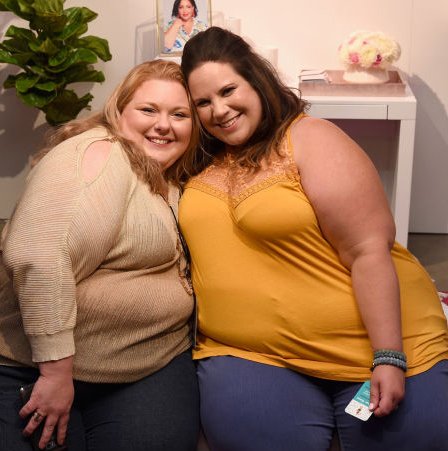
[181,26,307,174]
[34,60,200,193]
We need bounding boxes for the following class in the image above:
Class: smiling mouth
[147,137,171,145]
[219,115,240,129]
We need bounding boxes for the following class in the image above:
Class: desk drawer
[308,103,388,120]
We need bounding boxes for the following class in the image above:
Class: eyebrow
[192,82,236,103]
[192,96,207,104]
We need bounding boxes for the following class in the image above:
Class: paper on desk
[299,69,330,83]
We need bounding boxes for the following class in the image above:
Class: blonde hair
[34,60,200,193]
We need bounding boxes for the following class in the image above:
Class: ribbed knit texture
[0,127,193,383]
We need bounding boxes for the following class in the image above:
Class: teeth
[150,138,170,144]
[220,116,238,128]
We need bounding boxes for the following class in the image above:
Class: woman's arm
[164,18,183,50]
[3,138,130,446]
[291,117,404,416]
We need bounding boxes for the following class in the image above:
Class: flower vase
[342,66,389,84]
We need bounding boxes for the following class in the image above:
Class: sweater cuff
[28,329,75,362]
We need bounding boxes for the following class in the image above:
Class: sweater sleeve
[2,136,134,362]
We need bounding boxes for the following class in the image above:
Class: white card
[344,380,373,421]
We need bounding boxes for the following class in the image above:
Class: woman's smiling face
[119,78,192,170]
[187,62,262,150]
[178,0,195,21]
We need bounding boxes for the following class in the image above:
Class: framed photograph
[157,0,211,56]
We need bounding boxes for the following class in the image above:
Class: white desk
[303,82,417,247]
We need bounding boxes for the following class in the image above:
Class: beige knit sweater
[0,127,194,383]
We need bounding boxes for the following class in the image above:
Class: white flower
[338,31,401,70]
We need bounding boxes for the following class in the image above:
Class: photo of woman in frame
[160,0,210,55]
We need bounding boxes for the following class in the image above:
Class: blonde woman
[0,60,200,451]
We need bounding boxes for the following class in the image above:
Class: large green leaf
[0,0,32,19]
[57,7,97,42]
[33,0,64,15]
[35,80,58,92]
[15,72,39,92]
[48,48,68,66]
[17,86,57,108]
[28,37,59,55]
[0,48,20,64]
[43,89,93,125]
[30,1,67,33]
[14,52,35,65]
[1,37,30,53]
[76,36,111,61]
[5,25,35,42]
[30,14,67,33]
[47,48,97,72]
[63,65,105,84]
[17,0,33,15]
[28,64,48,76]
[59,10,88,41]
[65,6,97,24]
[0,47,34,65]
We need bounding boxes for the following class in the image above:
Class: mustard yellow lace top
[179,121,448,382]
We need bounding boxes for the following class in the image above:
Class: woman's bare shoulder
[81,140,114,183]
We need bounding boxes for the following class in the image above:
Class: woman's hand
[369,365,405,416]
[164,18,185,50]
[19,357,74,449]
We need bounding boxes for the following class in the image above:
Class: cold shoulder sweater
[0,127,194,383]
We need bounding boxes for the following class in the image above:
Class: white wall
[212,0,413,84]
[0,0,157,219]
[1,0,447,233]
[407,0,448,232]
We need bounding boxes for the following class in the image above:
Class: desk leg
[393,119,416,247]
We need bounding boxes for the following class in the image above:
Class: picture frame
[156,0,211,56]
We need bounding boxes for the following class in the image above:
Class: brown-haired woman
[164,0,207,53]
[179,27,448,450]
[0,60,200,451]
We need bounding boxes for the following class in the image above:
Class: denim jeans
[0,351,200,451]
[198,356,448,451]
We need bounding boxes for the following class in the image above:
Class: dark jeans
[0,351,200,451]
[198,356,448,451]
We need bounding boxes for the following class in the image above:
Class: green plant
[0,0,112,125]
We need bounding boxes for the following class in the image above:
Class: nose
[211,98,229,122]
[154,113,170,134]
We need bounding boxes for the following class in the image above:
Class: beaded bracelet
[370,349,407,372]
[373,349,407,361]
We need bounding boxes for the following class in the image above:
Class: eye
[195,99,210,108]
[141,107,156,114]
[222,86,236,97]
[172,111,190,119]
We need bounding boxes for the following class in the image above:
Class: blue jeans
[198,356,448,451]
[0,351,200,451]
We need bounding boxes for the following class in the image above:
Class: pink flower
[373,54,382,66]
[349,53,359,64]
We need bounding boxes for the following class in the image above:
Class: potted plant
[0,0,112,125]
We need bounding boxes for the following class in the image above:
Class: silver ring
[32,411,44,423]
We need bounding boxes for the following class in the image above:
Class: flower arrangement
[338,31,401,70]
